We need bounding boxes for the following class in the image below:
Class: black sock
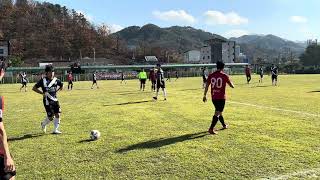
[210,116,219,129]
[219,116,226,127]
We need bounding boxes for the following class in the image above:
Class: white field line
[258,168,320,180]
[229,101,320,117]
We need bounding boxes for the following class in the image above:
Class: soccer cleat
[153,97,157,100]
[41,122,46,133]
[208,128,217,135]
[221,124,229,130]
[52,130,62,134]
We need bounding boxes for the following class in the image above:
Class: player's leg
[153,83,160,100]
[209,100,223,134]
[52,102,62,134]
[139,80,142,91]
[0,156,16,180]
[41,102,54,133]
[142,80,145,91]
[71,81,73,90]
[162,86,167,100]
[217,100,227,129]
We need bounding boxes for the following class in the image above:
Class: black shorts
[93,80,97,84]
[272,75,278,81]
[140,79,146,84]
[151,80,156,85]
[43,100,61,117]
[156,81,165,89]
[260,74,263,78]
[246,74,251,78]
[0,156,16,180]
[21,82,27,86]
[68,80,73,85]
[212,99,226,112]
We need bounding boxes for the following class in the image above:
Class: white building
[200,46,211,63]
[222,41,235,63]
[184,50,201,63]
[200,39,236,63]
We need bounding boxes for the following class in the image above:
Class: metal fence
[1,63,248,84]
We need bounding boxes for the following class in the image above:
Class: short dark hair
[216,61,225,70]
[45,65,54,72]
[156,63,161,67]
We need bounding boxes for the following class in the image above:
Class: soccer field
[0,75,320,179]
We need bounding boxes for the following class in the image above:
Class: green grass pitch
[0,74,319,179]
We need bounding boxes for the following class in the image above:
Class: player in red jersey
[245,65,251,84]
[67,71,73,90]
[0,96,16,179]
[149,68,157,92]
[203,61,234,135]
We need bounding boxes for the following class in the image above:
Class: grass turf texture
[0,75,319,179]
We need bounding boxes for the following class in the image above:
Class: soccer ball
[90,130,101,140]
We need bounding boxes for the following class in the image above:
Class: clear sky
[37,0,320,41]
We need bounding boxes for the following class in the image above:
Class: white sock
[54,118,60,131]
[163,89,167,98]
[42,117,51,126]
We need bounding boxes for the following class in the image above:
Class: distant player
[67,71,73,90]
[259,66,264,83]
[138,69,147,91]
[120,72,126,84]
[91,71,99,89]
[203,61,235,135]
[166,71,171,82]
[149,68,156,92]
[201,67,208,89]
[175,71,179,81]
[0,58,5,81]
[0,96,16,180]
[245,65,251,84]
[271,64,278,86]
[32,65,63,134]
[153,64,167,100]
[19,72,28,92]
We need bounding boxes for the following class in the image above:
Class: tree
[300,44,320,67]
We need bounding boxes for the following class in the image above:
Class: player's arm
[32,81,44,95]
[227,76,235,88]
[57,80,63,91]
[203,77,211,102]
[0,69,4,81]
[0,122,15,172]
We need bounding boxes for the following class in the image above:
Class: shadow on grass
[179,88,202,91]
[115,91,150,96]
[8,133,45,142]
[117,131,208,153]
[78,139,96,143]
[252,85,271,88]
[104,100,153,107]
[308,90,320,93]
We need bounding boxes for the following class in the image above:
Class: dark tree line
[0,0,117,62]
[300,44,320,67]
